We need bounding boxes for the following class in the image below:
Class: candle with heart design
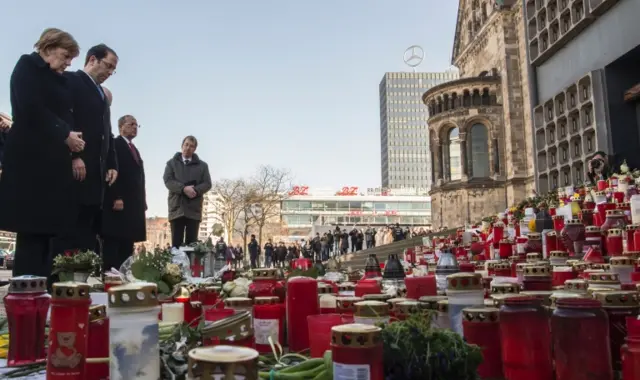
[46,282,91,380]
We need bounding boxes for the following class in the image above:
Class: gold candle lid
[187,345,259,379]
[526,252,542,262]
[587,287,616,296]
[317,282,333,294]
[437,299,449,313]
[108,282,158,308]
[527,232,542,240]
[104,274,123,284]
[520,291,553,306]
[626,224,640,231]
[566,219,583,225]
[362,293,392,302]
[487,260,507,270]
[462,307,499,323]
[225,297,253,308]
[588,272,620,284]
[572,262,589,272]
[553,215,564,220]
[491,283,520,294]
[589,263,610,270]
[491,293,521,307]
[252,268,278,279]
[546,231,557,237]
[89,304,107,322]
[549,292,583,308]
[201,311,252,341]
[336,296,363,310]
[592,291,640,308]
[8,275,47,294]
[493,222,505,228]
[446,272,482,291]
[565,259,581,266]
[53,281,91,301]
[395,300,422,316]
[516,263,532,272]
[418,295,447,310]
[523,265,551,277]
[586,226,601,233]
[606,209,624,217]
[387,297,408,311]
[624,251,640,260]
[550,251,569,259]
[608,228,623,237]
[331,323,382,348]
[564,279,588,293]
[609,257,634,266]
[253,296,279,305]
[354,300,389,317]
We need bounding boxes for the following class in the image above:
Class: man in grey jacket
[163,135,212,248]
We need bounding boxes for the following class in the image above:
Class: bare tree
[248,165,292,245]
[212,179,250,243]
[234,184,261,256]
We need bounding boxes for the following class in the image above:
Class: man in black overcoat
[61,44,119,253]
[101,115,146,271]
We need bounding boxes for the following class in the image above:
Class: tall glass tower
[380,71,459,191]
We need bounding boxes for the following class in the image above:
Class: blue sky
[0,0,458,217]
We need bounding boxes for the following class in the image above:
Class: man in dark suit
[62,44,119,253]
[102,115,146,271]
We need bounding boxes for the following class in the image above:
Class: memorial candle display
[85,305,109,380]
[286,277,319,352]
[446,272,484,335]
[354,301,390,325]
[626,224,640,251]
[493,222,505,245]
[252,296,283,354]
[552,266,576,287]
[549,250,569,266]
[331,324,384,380]
[3,275,50,367]
[606,228,624,256]
[609,256,635,284]
[522,264,552,291]
[108,282,161,380]
[46,282,91,380]
[545,232,558,257]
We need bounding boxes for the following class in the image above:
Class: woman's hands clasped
[65,131,85,152]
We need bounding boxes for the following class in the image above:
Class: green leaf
[157,280,171,295]
[141,267,161,282]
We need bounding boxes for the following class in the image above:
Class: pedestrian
[163,136,212,248]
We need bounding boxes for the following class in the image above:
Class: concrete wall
[536,0,640,101]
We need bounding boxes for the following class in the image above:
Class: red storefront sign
[288,186,309,196]
[336,186,359,196]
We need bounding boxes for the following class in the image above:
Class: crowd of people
[0,27,213,286]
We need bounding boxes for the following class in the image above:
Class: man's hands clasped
[183,185,197,199]
[66,131,85,153]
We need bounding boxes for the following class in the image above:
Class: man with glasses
[59,44,119,255]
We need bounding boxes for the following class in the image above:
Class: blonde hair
[34,28,80,58]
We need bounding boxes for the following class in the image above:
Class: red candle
[253,296,284,354]
[405,276,436,299]
[331,324,384,380]
[522,265,552,291]
[627,225,639,252]
[286,277,319,351]
[46,282,91,380]
[3,276,50,367]
[552,298,613,380]
[493,223,505,247]
[85,305,109,379]
[499,240,512,259]
[606,229,624,257]
[553,215,565,233]
[462,307,503,379]
[499,297,553,380]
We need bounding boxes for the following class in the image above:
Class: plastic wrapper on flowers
[117,247,192,297]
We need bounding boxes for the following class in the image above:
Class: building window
[469,123,490,177]
[449,127,462,180]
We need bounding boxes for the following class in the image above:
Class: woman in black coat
[0,28,85,278]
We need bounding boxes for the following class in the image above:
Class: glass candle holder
[331,324,384,380]
[46,282,91,380]
[354,300,390,326]
[587,272,621,291]
[561,219,586,256]
[499,240,513,259]
[579,209,594,226]
[499,297,553,380]
[549,251,569,266]
[394,300,422,321]
[319,293,337,314]
[602,210,627,236]
[201,310,254,348]
[3,276,50,367]
[336,296,364,315]
[286,277,319,352]
[525,233,543,255]
[493,222,505,245]
[85,305,109,380]
[187,345,259,380]
[386,297,408,318]
[564,279,589,294]
[490,283,520,296]
[446,273,485,335]
[522,264,552,291]
[108,283,160,380]
[161,302,185,323]
[553,215,565,233]
[552,266,577,287]
[545,232,558,257]
[253,296,283,354]
[626,224,640,251]
[526,252,542,263]
[552,298,613,380]
[609,257,635,284]
[462,307,503,379]
[436,300,450,329]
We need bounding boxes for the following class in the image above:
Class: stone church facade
[423,0,535,228]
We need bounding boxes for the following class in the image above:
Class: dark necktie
[185,159,190,165]
[128,142,140,163]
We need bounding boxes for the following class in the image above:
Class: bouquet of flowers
[52,250,101,276]
[129,247,187,296]
[189,239,213,259]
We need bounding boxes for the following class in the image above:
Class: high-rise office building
[380,71,459,191]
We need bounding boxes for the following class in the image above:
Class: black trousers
[102,237,134,273]
[170,217,200,248]
[55,204,101,255]
[13,233,55,290]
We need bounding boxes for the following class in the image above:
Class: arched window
[449,128,462,181]
[469,123,490,177]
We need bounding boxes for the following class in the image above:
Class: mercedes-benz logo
[403,45,425,68]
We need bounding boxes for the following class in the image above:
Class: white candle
[161,303,184,323]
